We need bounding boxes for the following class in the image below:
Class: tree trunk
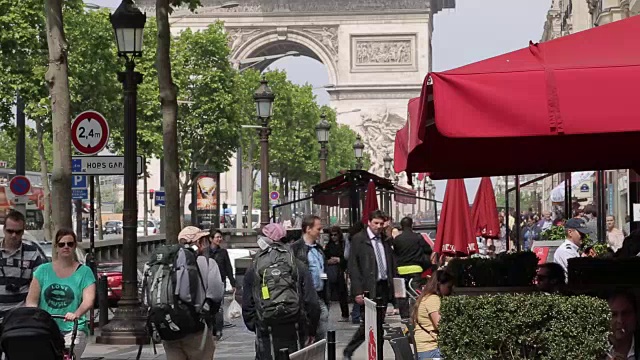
[44,0,72,230]
[35,118,53,241]
[179,174,191,228]
[156,0,180,243]
[96,176,103,240]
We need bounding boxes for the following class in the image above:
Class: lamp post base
[96,302,148,345]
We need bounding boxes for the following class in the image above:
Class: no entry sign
[270,191,279,201]
[9,176,31,196]
[71,110,110,155]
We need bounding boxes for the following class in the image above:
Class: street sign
[270,191,279,201]
[72,175,87,189]
[72,189,89,200]
[154,191,166,207]
[9,176,31,196]
[72,156,143,175]
[71,110,110,155]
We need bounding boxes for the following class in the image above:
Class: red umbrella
[394,16,640,178]
[434,179,477,256]
[362,180,379,224]
[470,177,500,239]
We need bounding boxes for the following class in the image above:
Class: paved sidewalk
[82,303,400,359]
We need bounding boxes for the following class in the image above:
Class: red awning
[470,177,500,239]
[394,185,417,205]
[434,179,477,256]
[362,180,379,224]
[394,97,421,174]
[395,15,640,179]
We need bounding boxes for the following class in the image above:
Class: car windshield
[39,242,53,261]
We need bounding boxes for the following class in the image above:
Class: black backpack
[143,244,205,341]
[252,243,301,325]
[0,307,66,359]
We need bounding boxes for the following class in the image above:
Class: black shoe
[343,353,352,360]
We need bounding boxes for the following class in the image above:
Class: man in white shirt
[553,218,592,278]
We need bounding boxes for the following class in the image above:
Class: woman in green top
[25,228,96,359]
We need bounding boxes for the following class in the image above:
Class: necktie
[373,236,387,280]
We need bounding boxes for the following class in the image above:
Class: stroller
[0,307,78,360]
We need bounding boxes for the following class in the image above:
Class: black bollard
[327,330,336,360]
[278,348,290,360]
[98,275,109,327]
[375,296,386,360]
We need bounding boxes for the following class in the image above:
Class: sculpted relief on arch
[355,108,406,175]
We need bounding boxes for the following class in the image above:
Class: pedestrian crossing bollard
[327,330,336,360]
[98,275,109,327]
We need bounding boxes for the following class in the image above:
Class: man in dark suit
[392,217,432,319]
[343,210,395,360]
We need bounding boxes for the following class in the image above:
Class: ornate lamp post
[316,112,331,224]
[254,77,275,227]
[353,135,364,170]
[98,0,146,345]
[383,152,393,214]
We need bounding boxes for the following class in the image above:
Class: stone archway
[229,27,339,86]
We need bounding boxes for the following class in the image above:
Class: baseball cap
[564,218,593,235]
[178,226,210,244]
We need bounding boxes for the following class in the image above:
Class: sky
[89,0,551,201]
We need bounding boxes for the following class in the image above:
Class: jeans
[316,300,329,341]
[351,302,361,323]
[418,348,442,359]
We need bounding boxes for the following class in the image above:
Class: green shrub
[541,225,566,240]
[447,252,538,287]
[439,294,610,359]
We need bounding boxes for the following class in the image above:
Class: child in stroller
[0,307,79,360]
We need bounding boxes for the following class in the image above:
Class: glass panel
[134,28,144,53]
[116,28,137,53]
[257,101,271,118]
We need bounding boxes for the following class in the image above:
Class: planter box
[453,286,538,296]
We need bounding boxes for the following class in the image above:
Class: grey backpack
[252,243,301,325]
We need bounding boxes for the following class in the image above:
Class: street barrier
[364,292,386,360]
[278,330,336,360]
[98,275,110,328]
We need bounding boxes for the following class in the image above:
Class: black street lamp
[98,0,146,345]
[254,77,275,227]
[316,112,331,182]
[383,152,393,179]
[353,135,364,170]
[316,112,331,225]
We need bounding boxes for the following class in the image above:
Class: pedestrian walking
[25,228,95,359]
[145,226,224,360]
[343,210,395,360]
[0,211,45,320]
[242,223,321,360]
[324,226,349,321]
[291,215,330,340]
[209,229,237,339]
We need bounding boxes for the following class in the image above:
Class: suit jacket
[348,229,396,299]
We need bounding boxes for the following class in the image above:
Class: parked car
[103,220,123,235]
[137,220,158,235]
[96,262,143,307]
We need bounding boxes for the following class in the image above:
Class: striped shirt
[0,240,45,318]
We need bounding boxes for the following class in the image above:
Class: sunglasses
[4,229,24,235]
[57,241,76,248]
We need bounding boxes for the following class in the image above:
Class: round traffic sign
[9,176,31,196]
[270,191,280,201]
[71,110,110,155]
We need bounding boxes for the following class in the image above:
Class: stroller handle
[49,314,79,358]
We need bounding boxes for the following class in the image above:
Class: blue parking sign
[154,191,166,207]
[72,175,87,189]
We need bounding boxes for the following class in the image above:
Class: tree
[44,0,74,230]
[0,128,53,171]
[155,0,202,243]
[171,24,242,222]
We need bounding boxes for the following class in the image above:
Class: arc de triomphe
[138,0,454,174]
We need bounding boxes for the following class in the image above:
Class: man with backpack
[144,226,224,360]
[242,223,321,360]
